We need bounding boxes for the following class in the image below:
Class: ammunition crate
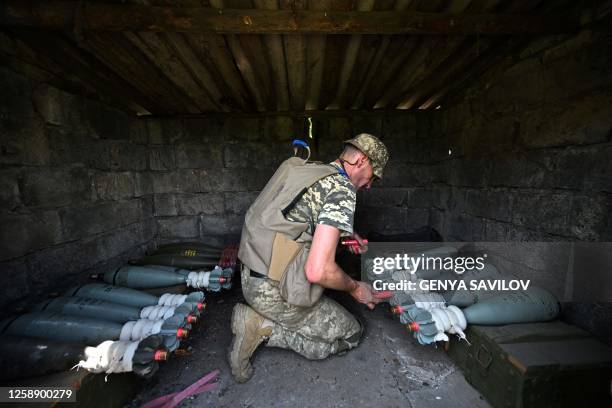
[446,321,612,408]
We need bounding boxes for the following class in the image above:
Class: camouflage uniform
[241,162,362,360]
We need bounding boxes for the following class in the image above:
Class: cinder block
[356,206,411,234]
[361,188,407,208]
[431,184,452,210]
[379,163,413,188]
[383,114,417,140]
[83,142,113,170]
[465,189,513,223]
[181,117,221,143]
[149,146,176,171]
[154,193,177,216]
[201,168,250,192]
[224,191,259,214]
[152,171,181,194]
[446,187,468,213]
[443,212,473,241]
[96,223,149,260]
[95,172,135,201]
[0,211,63,261]
[175,143,222,169]
[26,239,103,285]
[175,193,224,215]
[60,199,143,240]
[161,119,185,144]
[511,191,572,237]
[141,217,158,240]
[0,168,22,210]
[129,119,148,145]
[415,112,434,139]
[354,205,386,233]
[22,167,91,207]
[468,215,487,241]
[569,194,611,241]
[176,169,220,193]
[263,116,295,142]
[247,168,275,191]
[487,153,553,189]
[430,209,445,237]
[146,119,165,145]
[141,196,154,218]
[224,143,284,169]
[351,114,382,136]
[48,127,84,165]
[199,214,244,235]
[520,92,612,149]
[405,188,433,209]
[444,103,471,134]
[223,117,262,142]
[197,234,233,248]
[506,225,553,241]
[446,157,491,187]
[110,143,147,171]
[0,119,50,166]
[404,208,430,230]
[0,259,30,309]
[553,144,612,193]
[157,216,199,239]
[134,172,154,197]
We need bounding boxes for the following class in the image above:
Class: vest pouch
[268,233,302,282]
[279,242,324,307]
[268,232,324,307]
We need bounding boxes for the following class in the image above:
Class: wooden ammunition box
[446,321,612,408]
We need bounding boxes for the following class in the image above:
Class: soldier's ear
[357,153,367,167]
[361,154,370,167]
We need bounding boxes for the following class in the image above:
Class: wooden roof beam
[1,1,580,35]
[326,0,375,110]
[254,0,290,111]
[280,0,306,111]
[209,0,266,112]
[9,31,163,114]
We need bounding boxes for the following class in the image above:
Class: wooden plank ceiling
[0,0,581,115]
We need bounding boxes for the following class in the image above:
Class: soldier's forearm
[307,261,357,292]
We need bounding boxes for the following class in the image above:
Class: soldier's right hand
[349,281,392,309]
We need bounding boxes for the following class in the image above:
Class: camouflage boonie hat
[343,133,389,178]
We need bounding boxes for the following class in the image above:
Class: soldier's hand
[349,281,392,309]
[347,233,368,254]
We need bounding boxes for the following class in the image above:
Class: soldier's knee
[346,319,363,345]
[337,317,363,353]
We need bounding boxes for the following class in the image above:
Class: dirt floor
[130,285,491,408]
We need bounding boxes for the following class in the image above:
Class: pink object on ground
[141,369,220,408]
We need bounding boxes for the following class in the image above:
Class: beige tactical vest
[238,157,342,306]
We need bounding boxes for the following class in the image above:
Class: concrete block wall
[148,113,435,246]
[312,114,437,235]
[0,67,157,313]
[431,29,612,343]
[145,116,284,247]
[431,29,612,242]
[0,64,434,313]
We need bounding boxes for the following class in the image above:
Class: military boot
[228,303,274,382]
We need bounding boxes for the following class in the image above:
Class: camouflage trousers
[241,266,362,360]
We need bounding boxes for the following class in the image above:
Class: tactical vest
[238,157,343,306]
